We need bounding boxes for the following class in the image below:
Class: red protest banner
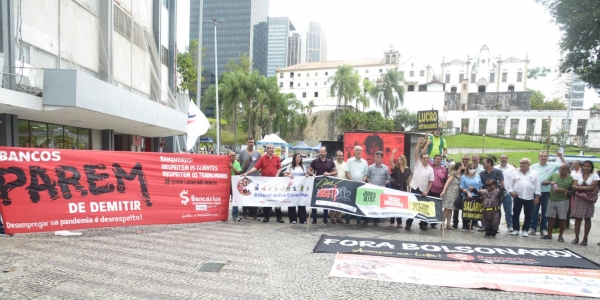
[0,147,230,234]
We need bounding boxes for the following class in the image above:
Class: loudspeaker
[320,140,343,159]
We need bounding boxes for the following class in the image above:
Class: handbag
[576,187,599,203]
[453,196,463,210]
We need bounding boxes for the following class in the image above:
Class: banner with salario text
[231,175,314,206]
[310,176,442,223]
[0,147,230,234]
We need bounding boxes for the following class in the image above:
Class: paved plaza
[2,204,600,300]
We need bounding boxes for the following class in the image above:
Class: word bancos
[0,151,61,162]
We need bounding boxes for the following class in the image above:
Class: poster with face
[343,132,405,167]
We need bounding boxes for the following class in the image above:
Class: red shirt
[254,154,281,177]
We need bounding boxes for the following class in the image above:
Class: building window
[490,73,495,83]
[517,72,523,82]
[526,119,536,136]
[298,73,301,78]
[302,92,306,98]
[508,86,515,92]
[541,119,549,136]
[114,5,132,40]
[365,69,369,74]
[314,92,318,97]
[325,72,328,76]
[407,85,415,92]
[471,73,476,83]
[409,71,414,77]
[161,46,168,66]
[314,82,317,86]
[306,83,309,87]
[307,73,309,77]
[459,74,464,82]
[479,119,487,134]
[478,85,486,92]
[562,119,572,131]
[577,120,587,135]
[510,119,520,138]
[279,73,283,79]
[290,72,294,78]
[279,82,283,88]
[450,87,457,93]
[22,120,91,149]
[502,73,507,82]
[420,70,424,77]
[497,119,506,135]
[315,72,318,76]
[418,85,427,91]
[445,74,450,83]
[289,82,293,88]
[379,69,382,73]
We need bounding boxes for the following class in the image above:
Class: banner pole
[442,224,445,240]
[307,208,312,232]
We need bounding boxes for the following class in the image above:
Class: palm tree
[297,100,316,141]
[220,71,246,148]
[370,69,405,119]
[328,65,360,113]
[240,70,265,138]
[357,78,374,112]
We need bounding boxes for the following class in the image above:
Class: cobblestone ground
[2,204,600,300]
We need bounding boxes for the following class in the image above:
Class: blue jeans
[530,192,549,232]
[502,192,513,228]
[312,208,328,222]
[231,189,238,217]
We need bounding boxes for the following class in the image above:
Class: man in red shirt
[243,144,283,223]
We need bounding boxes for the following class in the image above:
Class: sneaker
[528,228,536,236]
[511,230,519,236]
[292,221,297,224]
[323,220,329,225]
[311,220,317,225]
[541,229,548,237]
[522,231,529,237]
[461,228,468,232]
[477,228,486,232]
[303,221,307,225]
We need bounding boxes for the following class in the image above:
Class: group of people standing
[231,132,599,245]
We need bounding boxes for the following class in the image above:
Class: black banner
[462,197,483,220]
[310,176,442,223]
[314,235,600,270]
[417,110,438,131]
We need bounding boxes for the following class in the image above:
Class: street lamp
[207,16,225,154]
[482,134,485,153]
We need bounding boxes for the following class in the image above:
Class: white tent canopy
[257,134,289,146]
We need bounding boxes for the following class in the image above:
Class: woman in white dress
[284,153,307,224]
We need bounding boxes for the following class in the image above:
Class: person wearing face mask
[459,162,483,231]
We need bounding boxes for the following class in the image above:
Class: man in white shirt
[529,151,566,236]
[506,158,541,237]
[406,137,434,231]
[330,150,347,223]
[345,146,368,225]
[495,154,516,230]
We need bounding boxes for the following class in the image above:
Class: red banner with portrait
[343,132,405,167]
[0,147,230,234]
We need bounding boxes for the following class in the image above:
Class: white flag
[186,100,210,150]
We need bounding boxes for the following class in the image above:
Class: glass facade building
[267,17,294,77]
[305,21,327,63]
[287,32,302,67]
[189,0,269,117]
[18,120,91,150]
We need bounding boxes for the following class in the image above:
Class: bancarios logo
[180,190,189,205]
[0,151,61,162]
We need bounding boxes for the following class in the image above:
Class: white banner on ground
[330,254,600,298]
[232,175,314,207]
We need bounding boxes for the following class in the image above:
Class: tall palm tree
[370,69,405,119]
[357,78,375,112]
[220,71,246,148]
[240,70,265,138]
[327,65,360,114]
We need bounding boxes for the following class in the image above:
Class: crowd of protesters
[227,131,599,244]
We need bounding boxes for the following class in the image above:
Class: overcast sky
[177,0,599,106]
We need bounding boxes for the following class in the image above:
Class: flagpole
[196,0,203,110]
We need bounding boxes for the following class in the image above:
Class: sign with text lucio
[417,110,438,131]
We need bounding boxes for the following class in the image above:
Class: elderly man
[363,151,390,227]
[229,150,242,221]
[495,154,516,230]
[472,154,484,173]
[243,144,283,223]
[541,163,573,242]
[330,150,347,224]
[529,151,567,237]
[307,146,337,225]
[345,145,368,225]
[506,158,541,237]
[407,137,434,231]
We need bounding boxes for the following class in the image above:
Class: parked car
[278,157,314,177]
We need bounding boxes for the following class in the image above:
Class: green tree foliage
[537,0,600,92]
[338,111,366,132]
[370,69,405,119]
[225,53,252,75]
[364,110,394,131]
[392,109,418,131]
[529,89,567,110]
[328,65,360,111]
[356,78,374,112]
[176,40,204,98]
[527,66,551,79]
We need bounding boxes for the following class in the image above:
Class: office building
[305,21,327,63]
[267,17,295,77]
[287,32,302,67]
[552,71,585,109]
[0,0,186,152]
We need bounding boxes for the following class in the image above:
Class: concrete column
[0,0,16,91]
[98,0,113,82]
[0,114,18,146]
[101,129,114,151]
[168,0,177,93]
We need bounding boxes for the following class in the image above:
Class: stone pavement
[2,205,600,300]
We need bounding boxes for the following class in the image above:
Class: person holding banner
[345,146,368,225]
[331,151,347,224]
[308,147,338,225]
[570,160,598,246]
[389,149,412,228]
[284,153,308,224]
[459,162,483,231]
[242,144,284,223]
[364,151,390,227]
[407,137,434,231]
[239,137,262,220]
